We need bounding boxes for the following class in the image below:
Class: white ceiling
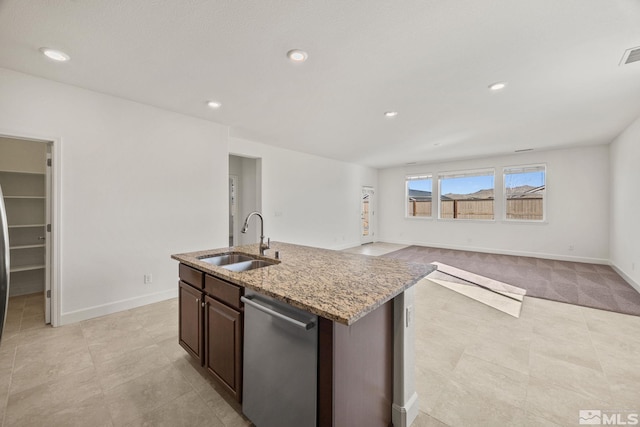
[1,0,640,168]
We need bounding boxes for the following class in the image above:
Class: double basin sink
[199,252,278,272]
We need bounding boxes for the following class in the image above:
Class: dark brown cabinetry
[178,263,244,402]
[179,281,203,362]
[205,295,242,401]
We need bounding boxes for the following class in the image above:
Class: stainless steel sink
[222,259,277,272]
[199,253,255,266]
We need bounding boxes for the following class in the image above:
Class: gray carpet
[382,245,640,317]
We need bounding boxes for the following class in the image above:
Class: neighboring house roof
[408,189,432,200]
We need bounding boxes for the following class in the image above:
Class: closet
[0,138,47,300]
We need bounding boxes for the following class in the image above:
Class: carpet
[383,245,640,317]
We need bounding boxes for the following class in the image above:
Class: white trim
[329,240,363,251]
[392,393,419,427]
[0,129,61,327]
[502,163,547,222]
[59,288,177,325]
[610,263,640,294]
[379,238,610,265]
[405,173,434,219]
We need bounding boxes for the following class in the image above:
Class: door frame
[0,129,61,327]
[361,186,375,244]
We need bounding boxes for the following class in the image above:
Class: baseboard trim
[610,263,640,294]
[379,238,609,265]
[392,392,419,427]
[330,241,365,251]
[59,288,178,325]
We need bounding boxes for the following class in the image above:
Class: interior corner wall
[610,116,640,290]
[378,145,610,263]
[229,137,378,250]
[0,68,229,324]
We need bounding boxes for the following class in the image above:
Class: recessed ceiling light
[207,100,222,109]
[488,82,507,91]
[515,148,533,152]
[406,162,417,165]
[39,47,70,62]
[384,111,398,118]
[287,49,308,63]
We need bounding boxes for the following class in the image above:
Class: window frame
[503,164,547,223]
[405,174,434,219]
[437,168,496,221]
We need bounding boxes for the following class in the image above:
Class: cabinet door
[179,281,203,364]
[205,295,242,402]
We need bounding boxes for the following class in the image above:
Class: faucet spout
[241,211,270,255]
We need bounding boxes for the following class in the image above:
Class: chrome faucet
[242,211,270,256]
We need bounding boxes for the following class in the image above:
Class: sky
[408,171,545,195]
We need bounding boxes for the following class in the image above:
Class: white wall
[379,145,610,263]
[228,155,260,245]
[0,68,229,324]
[610,116,640,290]
[230,138,378,250]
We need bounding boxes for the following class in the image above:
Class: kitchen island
[172,241,435,427]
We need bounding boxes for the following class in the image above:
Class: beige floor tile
[415,326,469,374]
[46,392,113,427]
[132,308,179,343]
[525,377,610,426]
[7,296,26,312]
[463,337,531,375]
[450,353,528,408]
[123,390,224,427]
[5,367,103,426]
[530,333,602,371]
[510,410,563,426]
[104,365,193,426]
[529,351,612,403]
[10,345,95,395]
[18,312,45,332]
[95,343,172,391]
[156,336,188,362]
[431,379,522,427]
[413,411,449,427]
[523,296,586,323]
[415,365,449,414]
[87,329,157,365]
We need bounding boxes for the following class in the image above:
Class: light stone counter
[172,241,434,325]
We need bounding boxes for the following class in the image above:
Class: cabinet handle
[201,301,206,308]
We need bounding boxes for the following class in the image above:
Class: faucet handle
[267,237,270,248]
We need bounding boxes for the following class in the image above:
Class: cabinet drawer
[179,263,204,289]
[205,275,242,309]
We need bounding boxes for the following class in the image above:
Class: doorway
[361,186,375,244]
[228,155,261,246]
[0,135,54,334]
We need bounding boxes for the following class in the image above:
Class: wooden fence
[408,198,543,220]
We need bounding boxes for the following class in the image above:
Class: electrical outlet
[144,274,152,284]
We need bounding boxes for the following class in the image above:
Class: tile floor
[0,294,251,427]
[0,244,638,426]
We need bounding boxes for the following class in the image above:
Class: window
[438,169,495,220]
[504,165,546,221]
[406,174,433,217]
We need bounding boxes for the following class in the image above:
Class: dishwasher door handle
[241,296,316,330]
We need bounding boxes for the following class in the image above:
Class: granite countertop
[171,242,435,325]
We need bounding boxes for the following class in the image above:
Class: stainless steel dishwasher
[241,289,318,427]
